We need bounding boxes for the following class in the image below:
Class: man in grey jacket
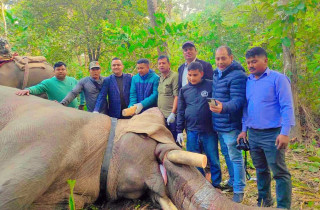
[60,61,106,113]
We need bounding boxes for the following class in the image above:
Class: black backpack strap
[90,78,102,91]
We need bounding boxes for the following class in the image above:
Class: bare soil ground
[87,142,320,210]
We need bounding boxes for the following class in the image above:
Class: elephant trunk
[163,159,263,210]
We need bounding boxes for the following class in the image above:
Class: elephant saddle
[13,56,47,71]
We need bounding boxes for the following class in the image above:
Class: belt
[98,117,118,200]
[249,127,281,132]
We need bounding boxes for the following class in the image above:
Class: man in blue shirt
[238,47,295,209]
[210,46,247,203]
[176,61,220,188]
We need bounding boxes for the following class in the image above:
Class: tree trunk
[279,0,302,141]
[147,0,168,56]
[165,0,173,19]
[1,1,7,39]
[282,40,302,141]
[87,46,101,61]
[87,44,93,62]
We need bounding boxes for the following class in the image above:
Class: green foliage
[1,0,319,116]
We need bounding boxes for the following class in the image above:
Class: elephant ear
[114,108,175,145]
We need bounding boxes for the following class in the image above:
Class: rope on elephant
[0,56,13,67]
[13,56,47,71]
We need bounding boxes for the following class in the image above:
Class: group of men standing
[15,41,295,209]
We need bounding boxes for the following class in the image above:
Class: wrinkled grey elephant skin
[0,86,267,210]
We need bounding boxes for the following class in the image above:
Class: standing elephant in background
[0,86,264,210]
[0,38,54,90]
[0,60,54,89]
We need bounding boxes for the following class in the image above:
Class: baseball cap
[89,61,100,69]
[182,41,195,49]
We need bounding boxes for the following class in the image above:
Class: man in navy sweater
[210,46,247,203]
[176,61,220,188]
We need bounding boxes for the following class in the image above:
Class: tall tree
[147,0,167,56]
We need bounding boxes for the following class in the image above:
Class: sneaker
[232,193,244,203]
[220,183,233,192]
[257,197,274,207]
[213,184,233,192]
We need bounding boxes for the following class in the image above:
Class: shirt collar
[160,70,171,79]
[217,69,223,78]
[248,67,270,80]
[140,69,151,80]
[185,57,197,66]
[54,76,66,82]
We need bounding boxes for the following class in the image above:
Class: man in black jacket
[210,46,247,203]
[176,61,221,189]
[178,41,214,90]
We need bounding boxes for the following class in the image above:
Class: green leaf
[295,41,303,47]
[288,16,295,24]
[122,25,131,34]
[116,19,121,27]
[154,26,162,34]
[281,37,291,47]
[148,27,155,35]
[297,2,305,10]
[308,156,320,163]
[165,24,172,34]
[308,201,315,207]
[67,180,76,210]
[5,10,16,24]
[308,166,319,173]
[155,13,166,25]
[284,10,294,16]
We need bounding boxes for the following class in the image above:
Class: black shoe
[214,184,233,192]
[257,197,274,207]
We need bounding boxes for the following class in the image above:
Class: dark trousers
[249,128,292,209]
[165,118,177,140]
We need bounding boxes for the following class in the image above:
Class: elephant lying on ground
[0,85,263,210]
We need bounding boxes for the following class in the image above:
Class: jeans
[218,130,246,193]
[249,128,292,209]
[186,130,221,186]
[165,118,177,140]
